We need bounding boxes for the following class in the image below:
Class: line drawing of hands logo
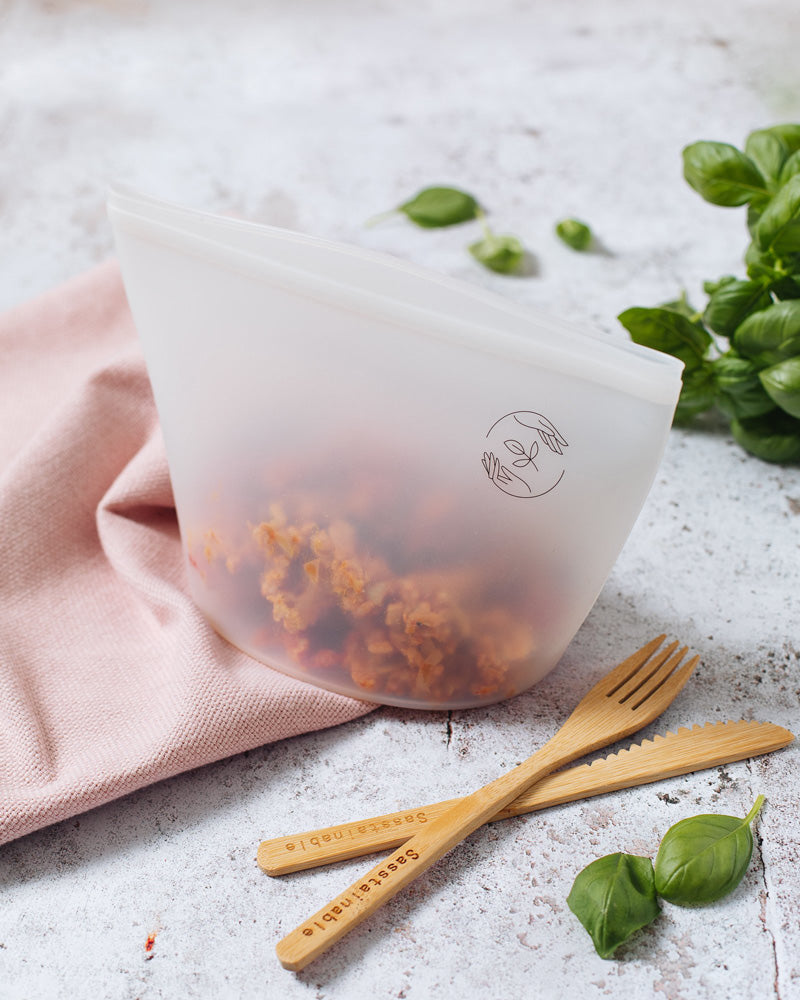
[483,411,568,499]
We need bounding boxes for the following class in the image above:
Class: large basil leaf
[676,363,716,422]
[714,354,777,419]
[756,174,800,253]
[731,411,800,463]
[682,141,768,206]
[655,796,764,906]
[745,129,789,186]
[759,357,800,417]
[733,299,800,368]
[765,123,800,154]
[779,149,800,185]
[618,307,712,366]
[567,853,660,958]
[703,279,772,338]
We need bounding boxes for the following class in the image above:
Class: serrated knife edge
[494,719,794,817]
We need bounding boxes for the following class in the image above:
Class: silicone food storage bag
[107,186,683,710]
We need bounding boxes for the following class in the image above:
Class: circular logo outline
[482,410,568,499]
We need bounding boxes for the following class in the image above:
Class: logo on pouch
[482,410,568,499]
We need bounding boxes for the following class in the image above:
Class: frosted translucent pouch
[107,186,683,710]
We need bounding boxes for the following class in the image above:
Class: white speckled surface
[1,1,799,997]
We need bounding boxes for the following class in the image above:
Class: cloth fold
[0,261,372,847]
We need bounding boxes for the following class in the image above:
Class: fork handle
[275,740,567,971]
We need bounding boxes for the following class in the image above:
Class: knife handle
[258,720,793,876]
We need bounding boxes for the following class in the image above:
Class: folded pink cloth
[0,260,372,847]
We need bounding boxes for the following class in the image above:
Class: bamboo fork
[260,719,793,876]
[276,634,699,971]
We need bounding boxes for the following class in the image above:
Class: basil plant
[619,124,800,464]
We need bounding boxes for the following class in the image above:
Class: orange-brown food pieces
[188,478,534,704]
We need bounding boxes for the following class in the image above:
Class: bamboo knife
[258,719,793,876]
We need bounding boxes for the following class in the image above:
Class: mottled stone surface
[1,1,799,997]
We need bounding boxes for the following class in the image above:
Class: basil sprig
[655,795,765,906]
[620,123,800,464]
[569,795,766,959]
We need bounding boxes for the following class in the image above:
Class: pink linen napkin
[0,260,373,847]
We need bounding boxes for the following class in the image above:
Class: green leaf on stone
[398,186,481,228]
[568,853,660,959]
[555,218,593,251]
[468,230,525,274]
[655,796,765,906]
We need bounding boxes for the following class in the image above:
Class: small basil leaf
[703,275,737,297]
[659,292,704,324]
[468,232,525,274]
[682,141,768,206]
[733,299,800,368]
[759,357,800,418]
[756,174,800,253]
[744,129,789,186]
[675,362,716,422]
[713,354,777,419]
[567,853,660,959]
[745,243,781,282]
[703,279,772,338]
[398,186,481,228]
[779,149,800,186]
[731,411,800,463]
[654,796,765,907]
[618,307,712,367]
[765,123,800,154]
[555,218,593,251]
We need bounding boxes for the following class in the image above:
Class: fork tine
[597,634,667,694]
[611,640,681,702]
[600,634,673,697]
[629,650,700,711]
